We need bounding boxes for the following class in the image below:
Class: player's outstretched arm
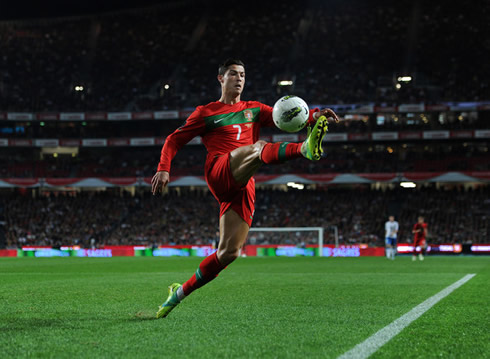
[151,170,170,195]
[152,108,204,196]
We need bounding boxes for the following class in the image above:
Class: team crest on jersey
[244,110,253,121]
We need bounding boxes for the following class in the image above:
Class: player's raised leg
[229,116,330,188]
[261,116,329,164]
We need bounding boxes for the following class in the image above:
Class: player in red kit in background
[412,216,428,261]
[151,59,339,318]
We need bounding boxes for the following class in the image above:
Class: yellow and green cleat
[156,283,182,319]
[301,115,329,161]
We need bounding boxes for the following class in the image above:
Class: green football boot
[301,115,329,161]
[156,283,182,319]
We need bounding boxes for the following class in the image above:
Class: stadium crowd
[1,109,487,140]
[1,142,489,178]
[1,1,488,257]
[3,186,488,249]
[0,1,488,112]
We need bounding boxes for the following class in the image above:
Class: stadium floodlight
[400,181,416,188]
[164,84,170,90]
[278,80,293,86]
[397,76,412,82]
[395,83,402,89]
[249,227,325,256]
[74,85,84,91]
[287,182,305,190]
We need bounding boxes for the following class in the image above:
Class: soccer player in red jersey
[151,59,339,318]
[412,216,428,261]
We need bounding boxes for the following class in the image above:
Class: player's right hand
[151,170,170,195]
[314,108,340,123]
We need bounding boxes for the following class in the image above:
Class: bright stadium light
[278,80,293,86]
[395,83,401,89]
[397,76,412,82]
[287,182,305,190]
[74,85,84,91]
[400,181,416,188]
[164,84,170,90]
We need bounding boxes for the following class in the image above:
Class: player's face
[219,65,245,96]
[418,217,424,224]
[389,216,394,222]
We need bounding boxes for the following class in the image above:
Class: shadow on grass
[0,311,158,331]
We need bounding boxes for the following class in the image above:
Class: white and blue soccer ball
[272,95,310,133]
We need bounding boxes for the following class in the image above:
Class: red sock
[260,142,303,164]
[182,252,225,296]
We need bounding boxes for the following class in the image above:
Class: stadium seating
[0,142,488,178]
[1,1,488,251]
[2,186,488,248]
[0,1,489,111]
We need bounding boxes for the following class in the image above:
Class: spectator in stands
[3,186,488,248]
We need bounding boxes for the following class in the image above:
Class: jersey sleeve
[157,108,205,173]
[258,103,275,127]
[258,102,320,128]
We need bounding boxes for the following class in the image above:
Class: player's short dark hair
[218,59,245,76]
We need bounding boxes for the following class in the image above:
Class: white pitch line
[338,273,476,359]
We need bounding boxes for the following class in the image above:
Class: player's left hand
[314,108,340,123]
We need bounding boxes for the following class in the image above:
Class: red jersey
[413,222,427,240]
[157,100,317,173]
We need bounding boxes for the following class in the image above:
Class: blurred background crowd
[1,141,489,178]
[0,0,488,250]
[0,0,489,112]
[2,186,488,248]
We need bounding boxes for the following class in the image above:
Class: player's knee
[254,140,267,161]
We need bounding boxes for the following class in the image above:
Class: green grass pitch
[1,256,489,358]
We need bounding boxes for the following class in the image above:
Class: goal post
[248,227,325,257]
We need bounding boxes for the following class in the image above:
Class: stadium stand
[0,1,489,111]
[1,142,489,178]
[2,186,488,248]
[1,1,488,251]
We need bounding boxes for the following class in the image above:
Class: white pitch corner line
[338,273,476,359]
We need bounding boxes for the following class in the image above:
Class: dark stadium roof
[0,0,169,20]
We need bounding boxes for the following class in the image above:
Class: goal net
[247,227,326,257]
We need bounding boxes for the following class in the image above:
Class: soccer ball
[272,95,310,133]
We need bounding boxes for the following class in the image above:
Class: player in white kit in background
[385,215,399,260]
